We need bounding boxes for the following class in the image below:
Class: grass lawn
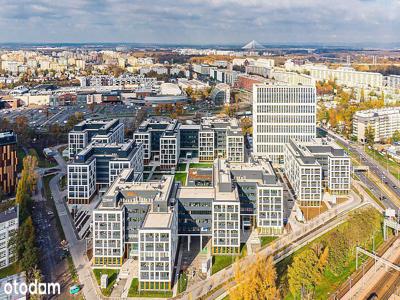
[178,272,188,294]
[174,172,187,186]
[0,263,20,279]
[176,163,187,172]
[128,278,173,298]
[260,236,278,248]
[366,147,400,181]
[67,255,78,282]
[212,256,235,275]
[277,214,385,299]
[93,269,119,297]
[189,163,213,169]
[211,245,247,275]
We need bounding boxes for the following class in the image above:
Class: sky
[0,0,399,46]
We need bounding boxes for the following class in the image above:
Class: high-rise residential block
[253,84,316,163]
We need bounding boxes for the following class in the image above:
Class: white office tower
[253,84,317,163]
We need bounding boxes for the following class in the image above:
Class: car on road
[69,285,80,295]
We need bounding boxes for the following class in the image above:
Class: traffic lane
[330,135,400,198]
[356,172,398,210]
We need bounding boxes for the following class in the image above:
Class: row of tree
[10,156,42,294]
[227,207,382,299]
[286,207,381,298]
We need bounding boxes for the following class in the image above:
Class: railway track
[331,235,398,299]
[369,254,400,300]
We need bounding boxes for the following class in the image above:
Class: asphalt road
[320,128,400,208]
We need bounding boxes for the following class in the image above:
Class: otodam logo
[4,280,61,296]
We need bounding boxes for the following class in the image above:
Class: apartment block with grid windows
[0,206,18,269]
[253,84,316,163]
[68,119,124,159]
[284,138,351,207]
[92,169,178,290]
[67,140,143,204]
[199,117,244,163]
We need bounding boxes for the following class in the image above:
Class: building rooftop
[176,187,214,199]
[0,206,18,223]
[99,169,174,208]
[0,131,17,146]
[287,138,347,166]
[141,212,173,229]
[354,107,400,118]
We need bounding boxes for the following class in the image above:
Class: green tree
[288,249,322,298]
[365,124,375,146]
[392,130,400,143]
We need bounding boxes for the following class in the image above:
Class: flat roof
[142,212,172,229]
[176,187,214,199]
[0,206,18,223]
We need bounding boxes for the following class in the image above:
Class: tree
[230,256,279,300]
[240,117,253,135]
[392,130,400,143]
[288,249,322,298]
[365,124,375,146]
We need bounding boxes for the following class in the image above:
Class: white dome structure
[160,83,182,96]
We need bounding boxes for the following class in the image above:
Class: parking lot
[0,103,142,129]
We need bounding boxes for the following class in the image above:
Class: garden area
[128,278,173,298]
[174,172,187,186]
[212,244,247,275]
[93,268,119,296]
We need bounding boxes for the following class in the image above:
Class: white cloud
[0,0,397,45]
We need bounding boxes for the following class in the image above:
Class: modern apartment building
[134,116,243,165]
[67,140,143,204]
[68,119,124,159]
[177,157,283,238]
[305,65,383,88]
[92,169,178,291]
[211,159,241,255]
[134,117,180,169]
[199,117,244,163]
[0,206,18,269]
[0,131,17,195]
[92,156,284,292]
[284,138,351,206]
[253,84,317,163]
[353,107,400,143]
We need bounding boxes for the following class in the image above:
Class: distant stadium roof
[242,40,266,50]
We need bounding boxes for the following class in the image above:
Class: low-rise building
[284,138,351,206]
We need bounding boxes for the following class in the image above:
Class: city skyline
[0,0,399,46]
